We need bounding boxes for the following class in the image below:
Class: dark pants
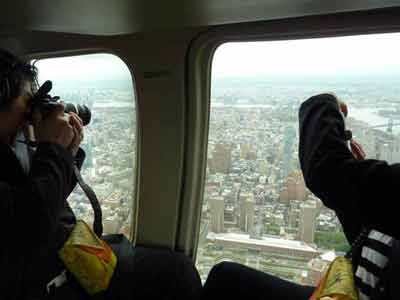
[26,244,202,300]
[202,262,314,300]
[113,246,202,300]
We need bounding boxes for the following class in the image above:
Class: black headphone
[0,49,21,108]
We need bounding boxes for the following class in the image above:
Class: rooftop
[207,232,318,253]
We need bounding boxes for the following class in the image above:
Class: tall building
[282,126,296,177]
[279,187,290,203]
[299,201,317,244]
[288,202,299,229]
[239,193,255,233]
[224,205,236,225]
[352,124,376,158]
[251,206,265,239]
[103,215,121,234]
[247,151,257,161]
[240,143,251,159]
[288,209,298,229]
[280,171,308,202]
[287,177,297,199]
[232,183,241,206]
[81,131,94,168]
[209,143,232,174]
[380,136,400,164]
[210,196,225,233]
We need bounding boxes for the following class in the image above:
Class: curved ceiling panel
[0,0,399,35]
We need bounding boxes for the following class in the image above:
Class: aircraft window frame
[32,51,139,241]
[180,9,400,282]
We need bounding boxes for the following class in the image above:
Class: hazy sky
[212,32,400,78]
[35,32,400,81]
[35,53,132,82]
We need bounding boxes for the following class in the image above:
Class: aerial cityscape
[196,75,400,284]
[37,48,400,286]
[47,79,137,238]
[51,74,400,285]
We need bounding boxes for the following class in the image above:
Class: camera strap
[73,163,103,237]
[18,137,104,237]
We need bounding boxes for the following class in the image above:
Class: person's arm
[299,93,400,241]
[65,112,85,196]
[0,142,75,245]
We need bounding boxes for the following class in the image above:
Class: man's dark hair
[0,48,38,111]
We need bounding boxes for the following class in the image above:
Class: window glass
[196,33,400,284]
[35,53,136,237]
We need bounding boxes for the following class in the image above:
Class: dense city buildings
[196,75,400,284]
[49,80,137,238]
[38,53,400,286]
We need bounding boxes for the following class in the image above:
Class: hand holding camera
[330,93,366,160]
[68,112,84,156]
[29,80,88,155]
[32,103,83,155]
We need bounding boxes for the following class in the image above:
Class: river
[211,102,398,134]
[94,101,398,134]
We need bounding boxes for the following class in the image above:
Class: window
[35,53,137,237]
[196,32,400,284]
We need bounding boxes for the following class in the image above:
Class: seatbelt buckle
[46,270,67,294]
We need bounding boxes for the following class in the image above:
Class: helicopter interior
[1,0,400,290]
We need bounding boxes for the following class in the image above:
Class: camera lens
[64,103,91,126]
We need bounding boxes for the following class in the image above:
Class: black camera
[29,80,91,126]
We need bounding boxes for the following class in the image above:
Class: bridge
[368,119,400,133]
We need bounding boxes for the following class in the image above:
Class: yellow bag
[58,220,117,295]
[310,256,358,300]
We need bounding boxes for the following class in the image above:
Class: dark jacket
[299,93,399,299]
[0,141,84,299]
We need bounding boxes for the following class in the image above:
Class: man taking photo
[0,48,85,299]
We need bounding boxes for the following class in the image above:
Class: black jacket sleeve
[299,94,400,242]
[0,142,77,245]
